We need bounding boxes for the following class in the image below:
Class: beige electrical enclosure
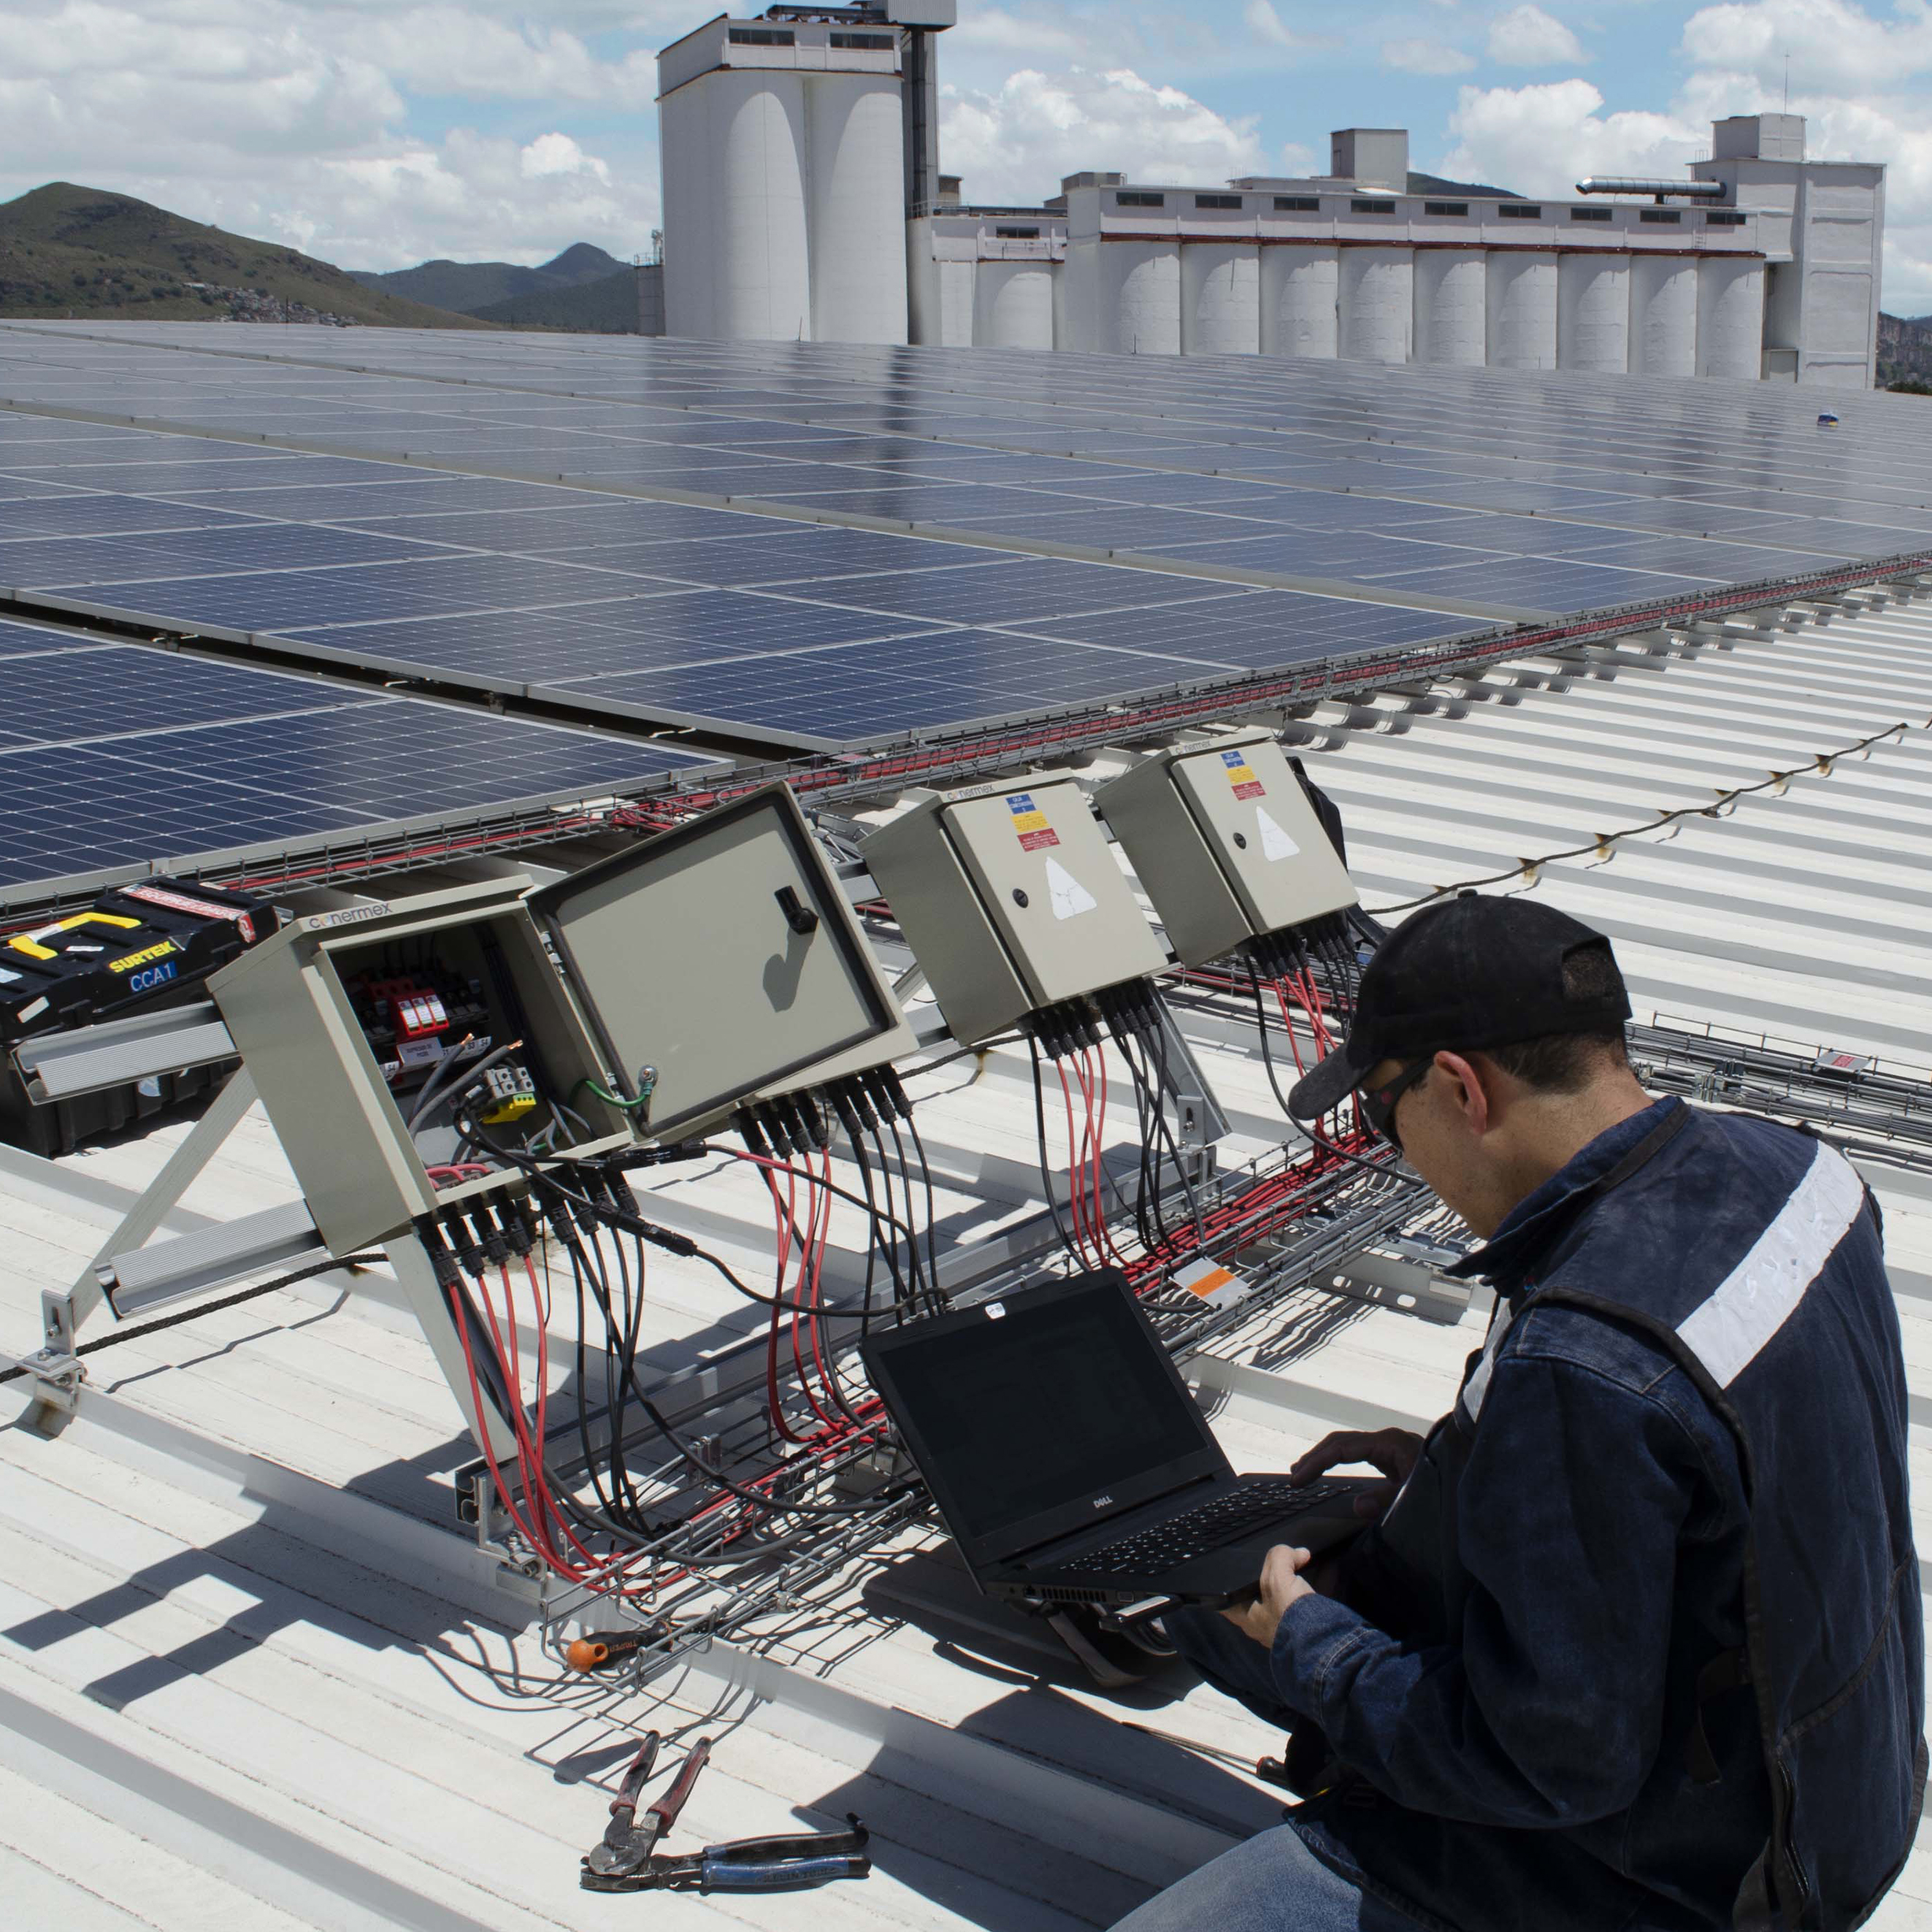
[528,783,911,1141]
[212,786,913,1250]
[210,881,637,1253]
[1098,732,1357,965]
[863,770,1168,1046]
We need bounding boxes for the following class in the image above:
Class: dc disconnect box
[862,770,1167,1046]
[1097,732,1356,966]
[212,784,909,1251]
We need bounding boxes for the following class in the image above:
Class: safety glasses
[1358,1056,1436,1151]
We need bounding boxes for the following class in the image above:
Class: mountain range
[347,242,629,315]
[0,183,484,327]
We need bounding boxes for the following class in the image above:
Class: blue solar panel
[1360,555,1720,607]
[1011,593,1469,668]
[0,618,104,660]
[0,702,708,895]
[796,557,1250,624]
[0,644,360,746]
[0,494,267,537]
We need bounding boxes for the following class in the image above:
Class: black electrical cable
[1145,1009,1206,1239]
[902,1109,945,1310]
[1027,1035,1080,1262]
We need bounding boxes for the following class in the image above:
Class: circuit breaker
[211,878,642,1253]
[212,784,911,1251]
[862,770,1168,1046]
[1097,732,1357,966]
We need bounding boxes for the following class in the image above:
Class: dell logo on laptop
[1093,1494,1114,1509]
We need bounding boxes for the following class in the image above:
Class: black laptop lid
[861,1270,1229,1569]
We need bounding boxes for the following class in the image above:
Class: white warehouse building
[656,9,1885,387]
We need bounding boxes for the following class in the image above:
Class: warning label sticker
[1173,1256,1251,1311]
[1220,747,1265,801]
[1006,790,1060,851]
[1044,857,1097,921]
[1256,807,1301,862]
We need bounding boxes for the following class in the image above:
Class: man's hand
[1292,1427,1426,1524]
[1222,1544,1315,1647]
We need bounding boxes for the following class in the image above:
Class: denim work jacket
[1270,1099,1923,1932]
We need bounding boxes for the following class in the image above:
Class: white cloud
[1680,0,1932,91]
[940,66,1266,201]
[1435,79,1703,195]
[948,6,1086,58]
[1383,38,1478,74]
[0,0,660,269]
[519,133,609,183]
[1486,4,1590,66]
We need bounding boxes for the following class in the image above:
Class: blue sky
[2,0,1928,310]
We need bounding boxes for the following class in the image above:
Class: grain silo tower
[656,2,954,343]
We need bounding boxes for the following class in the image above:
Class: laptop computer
[861,1269,1373,1610]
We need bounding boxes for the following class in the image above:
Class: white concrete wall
[659,81,711,337]
[1486,252,1558,369]
[1181,243,1260,356]
[1097,242,1181,355]
[1260,245,1338,357]
[714,69,812,340]
[1696,256,1766,379]
[804,74,908,345]
[973,261,1057,349]
[1338,247,1411,362]
[1412,250,1485,366]
[1556,254,1630,372]
[1629,256,1699,377]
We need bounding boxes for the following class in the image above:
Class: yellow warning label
[107,940,180,974]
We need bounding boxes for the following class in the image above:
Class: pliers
[580,1733,871,1894]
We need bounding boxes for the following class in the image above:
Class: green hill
[469,267,644,332]
[0,183,493,327]
[350,242,627,315]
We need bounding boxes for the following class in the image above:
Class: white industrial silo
[1413,250,1485,366]
[1181,244,1260,355]
[805,75,909,345]
[1260,245,1338,357]
[1097,242,1182,354]
[1486,252,1558,368]
[932,258,975,345]
[1556,254,1630,372]
[1630,257,1699,377]
[1338,248,1412,362]
[712,69,814,340]
[974,261,1057,349]
[1696,257,1766,378]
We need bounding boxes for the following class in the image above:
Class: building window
[1195,193,1243,210]
[1706,210,1747,226]
[1640,208,1682,223]
[727,26,794,44]
[1423,201,1468,217]
[1274,196,1320,211]
[995,226,1040,238]
[1116,191,1166,207]
[1351,198,1397,213]
[1570,206,1613,221]
[1497,202,1543,218]
[829,31,894,48]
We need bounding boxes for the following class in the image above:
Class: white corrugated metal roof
[4,591,1932,1929]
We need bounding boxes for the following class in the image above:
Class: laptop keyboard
[1071,1478,1348,1578]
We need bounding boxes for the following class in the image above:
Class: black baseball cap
[1287,896,1631,1119]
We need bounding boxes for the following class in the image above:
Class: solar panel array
[1,321,1928,902]
[0,616,708,904]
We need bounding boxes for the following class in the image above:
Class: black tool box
[1,879,277,1045]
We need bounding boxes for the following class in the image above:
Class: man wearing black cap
[1118,896,1922,1932]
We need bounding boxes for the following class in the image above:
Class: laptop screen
[865,1273,1216,1546]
